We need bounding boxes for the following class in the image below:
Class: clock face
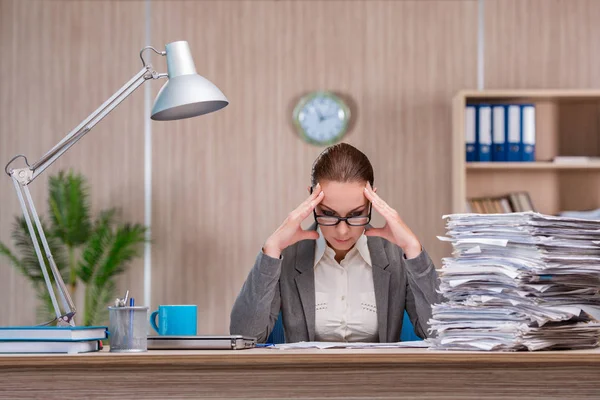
[293,92,351,145]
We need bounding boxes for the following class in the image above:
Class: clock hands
[315,105,339,124]
[314,106,326,122]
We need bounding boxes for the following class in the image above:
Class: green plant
[0,170,146,326]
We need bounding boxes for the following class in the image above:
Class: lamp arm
[10,174,74,325]
[4,61,162,326]
[9,66,152,185]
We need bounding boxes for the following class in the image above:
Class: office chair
[266,310,422,344]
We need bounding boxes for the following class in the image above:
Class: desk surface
[1,346,600,367]
[2,347,600,399]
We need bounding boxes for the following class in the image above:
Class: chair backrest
[399,310,422,342]
[266,310,422,344]
[266,312,286,344]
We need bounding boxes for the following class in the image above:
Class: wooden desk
[1,347,599,399]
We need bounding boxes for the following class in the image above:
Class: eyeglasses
[313,203,372,226]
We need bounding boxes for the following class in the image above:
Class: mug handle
[150,310,160,334]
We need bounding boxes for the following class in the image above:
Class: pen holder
[108,306,149,353]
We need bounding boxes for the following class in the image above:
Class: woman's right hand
[263,183,324,259]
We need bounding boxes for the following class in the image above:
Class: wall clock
[292,91,351,146]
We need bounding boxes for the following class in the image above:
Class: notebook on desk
[147,335,256,350]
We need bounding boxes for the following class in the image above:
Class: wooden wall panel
[0,0,145,326]
[150,0,477,334]
[485,0,600,89]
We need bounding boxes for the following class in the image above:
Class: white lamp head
[151,41,228,121]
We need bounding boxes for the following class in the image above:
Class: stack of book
[0,326,107,354]
[467,191,534,214]
[431,211,600,351]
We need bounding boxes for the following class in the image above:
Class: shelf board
[467,161,600,170]
[457,89,600,101]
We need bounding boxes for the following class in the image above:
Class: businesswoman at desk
[231,143,441,343]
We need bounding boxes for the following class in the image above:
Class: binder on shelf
[521,104,536,162]
[476,104,492,162]
[465,104,477,162]
[492,105,507,161]
[507,104,522,162]
[475,104,492,162]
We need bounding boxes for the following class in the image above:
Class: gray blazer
[230,225,442,343]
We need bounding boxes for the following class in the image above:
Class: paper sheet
[273,340,430,350]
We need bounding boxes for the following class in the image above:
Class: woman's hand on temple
[263,183,325,259]
[363,182,422,259]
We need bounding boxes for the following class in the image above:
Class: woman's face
[313,179,370,252]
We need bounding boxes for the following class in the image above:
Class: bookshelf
[452,89,600,215]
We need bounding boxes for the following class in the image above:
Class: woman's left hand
[363,182,422,259]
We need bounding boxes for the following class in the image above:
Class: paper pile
[430,211,600,351]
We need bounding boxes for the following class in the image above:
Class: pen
[129,297,134,348]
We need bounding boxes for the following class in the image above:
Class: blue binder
[491,105,507,161]
[507,104,522,162]
[465,104,477,162]
[476,104,492,162]
[521,104,536,162]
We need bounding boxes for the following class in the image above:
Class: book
[467,191,535,214]
[0,339,101,354]
[0,326,107,341]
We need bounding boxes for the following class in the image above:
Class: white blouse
[313,228,378,342]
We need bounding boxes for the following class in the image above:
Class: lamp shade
[151,41,228,121]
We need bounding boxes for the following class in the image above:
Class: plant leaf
[35,282,59,325]
[84,280,116,326]
[6,216,68,283]
[78,211,115,284]
[93,223,146,289]
[48,170,92,247]
[0,241,24,273]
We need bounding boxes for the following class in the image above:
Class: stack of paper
[430,211,600,351]
[272,341,429,350]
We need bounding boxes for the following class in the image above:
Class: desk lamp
[4,41,228,327]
